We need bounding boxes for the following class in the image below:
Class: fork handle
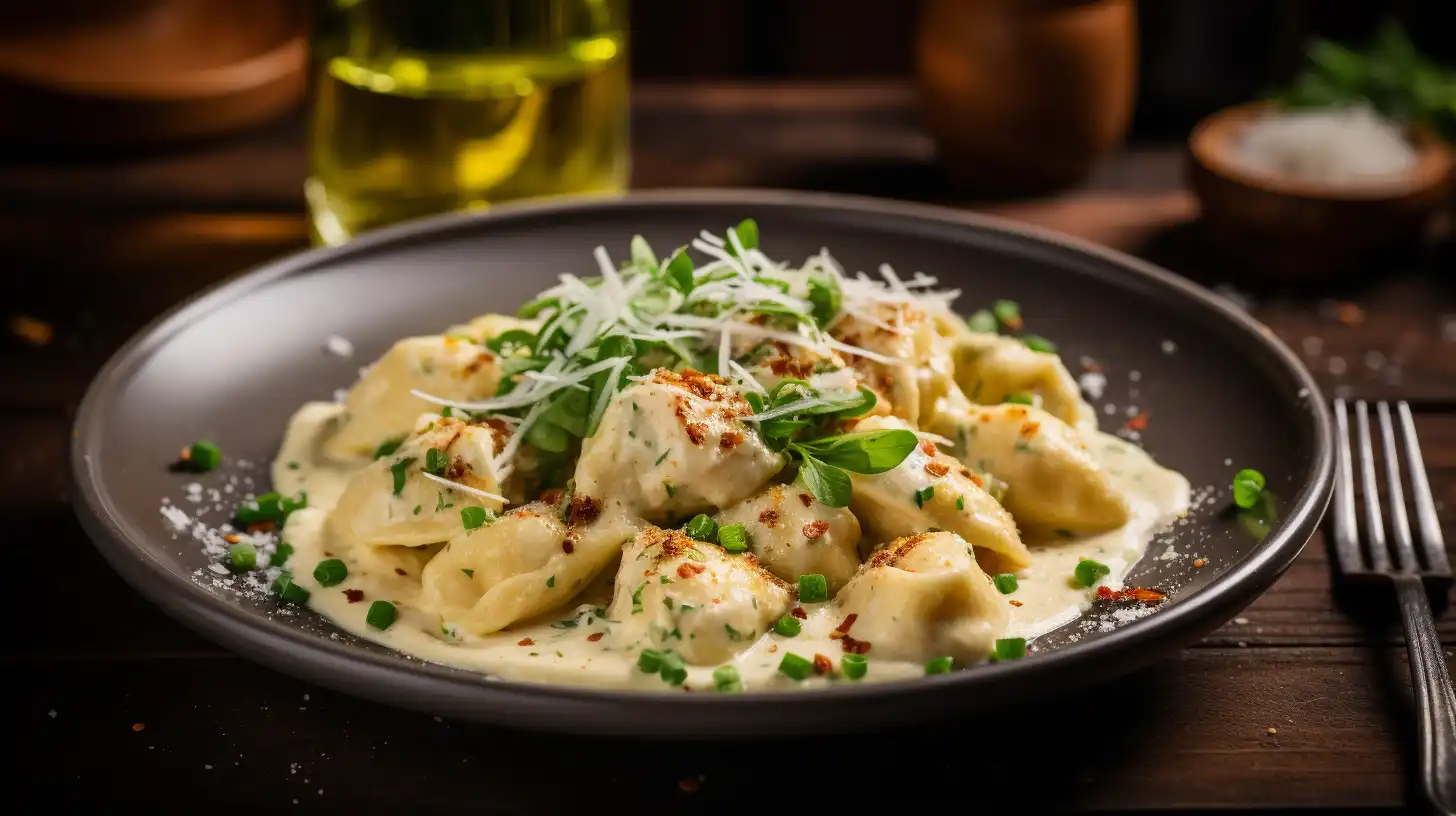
[1396,574,1456,815]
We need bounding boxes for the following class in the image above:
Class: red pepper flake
[798,493,813,507]
[568,495,602,525]
[222,534,241,544]
[1335,301,1365,326]
[840,635,871,654]
[539,488,565,506]
[758,508,782,528]
[969,474,984,488]
[802,520,830,540]
[1193,558,1207,568]
[245,522,276,534]
[924,461,950,478]
[678,777,703,794]
[789,606,808,619]
[813,654,833,674]
[562,535,576,555]
[131,722,146,732]
[1019,421,1040,438]
[1124,410,1149,432]
[394,567,408,576]
[10,315,53,346]
[677,562,705,579]
[586,632,604,642]
[919,439,937,457]
[343,589,364,603]
[685,422,708,446]
[1096,585,1165,604]
[827,613,858,640]
[719,430,744,451]
[1009,599,1023,607]
[518,638,535,647]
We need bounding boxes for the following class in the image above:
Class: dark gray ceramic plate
[71,190,1332,738]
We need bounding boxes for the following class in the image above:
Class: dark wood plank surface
[6,81,1455,812]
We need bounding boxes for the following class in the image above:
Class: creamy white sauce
[271,401,1189,692]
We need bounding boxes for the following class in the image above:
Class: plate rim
[69,188,1334,733]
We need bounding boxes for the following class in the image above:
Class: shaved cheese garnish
[717,327,732,382]
[420,471,509,505]
[727,360,767,393]
[744,395,839,424]
[919,431,956,448]
[825,337,901,365]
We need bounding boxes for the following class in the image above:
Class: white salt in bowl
[1188,102,1452,282]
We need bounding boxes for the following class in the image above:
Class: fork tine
[1356,400,1391,572]
[1397,401,1450,575]
[1332,399,1365,573]
[1377,402,1419,572]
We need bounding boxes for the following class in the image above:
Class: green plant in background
[1273,19,1456,141]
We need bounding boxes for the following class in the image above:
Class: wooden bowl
[0,0,306,148]
[1187,102,1453,282]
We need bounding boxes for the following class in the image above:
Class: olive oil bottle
[306,0,629,245]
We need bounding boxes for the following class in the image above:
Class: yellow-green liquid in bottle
[306,0,629,245]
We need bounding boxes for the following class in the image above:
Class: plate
[70,190,1332,737]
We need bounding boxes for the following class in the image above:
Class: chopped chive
[460,506,488,530]
[913,485,935,508]
[271,571,309,605]
[655,449,671,466]
[389,457,415,495]
[718,522,748,553]
[631,581,647,614]
[461,568,474,578]
[546,575,556,589]
[1054,528,1075,539]
[1074,558,1111,587]
[778,652,813,681]
[840,653,868,680]
[287,461,300,470]
[955,495,965,511]
[713,665,743,692]
[685,514,717,541]
[186,440,222,471]
[1005,392,1035,405]
[228,542,256,572]
[992,299,1021,329]
[312,558,348,587]
[773,615,802,637]
[1232,468,1266,509]
[925,656,954,675]
[271,540,293,566]
[992,573,1019,594]
[659,651,688,686]
[798,573,829,603]
[441,406,453,418]
[993,637,1027,661]
[424,447,448,475]
[664,480,676,499]
[966,309,997,333]
[1022,335,1057,353]
[366,600,397,630]
[413,504,422,515]
[373,437,404,460]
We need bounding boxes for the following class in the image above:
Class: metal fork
[1333,399,1456,814]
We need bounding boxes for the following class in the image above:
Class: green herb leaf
[1074,559,1111,588]
[424,447,448,476]
[271,571,309,605]
[373,437,405,460]
[807,275,842,327]
[793,454,853,508]
[794,429,919,474]
[388,458,415,496]
[460,506,489,530]
[727,218,759,253]
[629,235,658,272]
[664,250,694,294]
[913,485,935,508]
[485,329,536,356]
[271,540,293,567]
[993,573,1018,594]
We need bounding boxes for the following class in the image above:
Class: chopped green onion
[186,440,222,471]
[373,437,404,460]
[913,485,935,508]
[1022,335,1057,353]
[773,615,802,637]
[992,573,1019,594]
[235,491,308,527]
[966,309,997,333]
[778,652,813,681]
[1232,468,1267,509]
[366,600,397,630]
[424,447,448,475]
[955,495,965,511]
[840,654,868,680]
[925,656,954,675]
[658,651,688,685]
[388,458,414,495]
[727,218,759,253]
[1005,392,1035,406]
[718,522,748,553]
[992,299,1021,328]
[313,558,348,587]
[637,649,663,673]
[1074,558,1111,587]
[685,514,717,541]
[228,542,256,572]
[440,406,453,418]
[993,637,1027,661]
[713,665,742,692]
[798,573,828,603]
[271,571,309,605]
[460,506,488,530]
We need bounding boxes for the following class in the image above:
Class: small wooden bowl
[1187,101,1453,282]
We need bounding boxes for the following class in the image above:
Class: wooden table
[7,82,1455,812]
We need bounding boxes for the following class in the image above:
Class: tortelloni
[573,370,786,523]
[836,531,1009,664]
[953,332,1097,432]
[325,336,503,461]
[831,300,961,424]
[325,415,507,549]
[847,416,1030,572]
[714,484,862,593]
[606,527,792,665]
[927,403,1131,535]
[419,498,640,635]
